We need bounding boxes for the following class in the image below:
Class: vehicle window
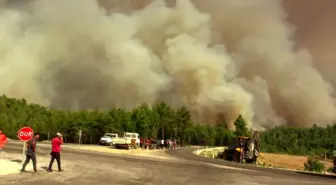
[125,134,136,138]
[106,134,116,138]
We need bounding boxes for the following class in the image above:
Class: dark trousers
[21,152,37,172]
[48,152,61,170]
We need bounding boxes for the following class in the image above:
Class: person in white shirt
[160,139,164,149]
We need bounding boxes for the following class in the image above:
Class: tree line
[0,95,335,157]
[260,124,336,157]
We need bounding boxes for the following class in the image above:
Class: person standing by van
[47,133,63,172]
[21,132,40,173]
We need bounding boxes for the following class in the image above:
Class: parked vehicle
[218,131,260,164]
[99,133,118,146]
[112,132,140,149]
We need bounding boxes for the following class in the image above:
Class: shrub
[326,167,334,173]
[304,157,325,173]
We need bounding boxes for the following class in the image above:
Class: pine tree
[234,115,248,137]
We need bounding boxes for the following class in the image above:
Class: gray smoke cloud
[0,0,335,130]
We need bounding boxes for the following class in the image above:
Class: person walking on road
[173,139,176,150]
[21,132,40,173]
[0,128,8,156]
[47,133,64,172]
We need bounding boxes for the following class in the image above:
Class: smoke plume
[0,0,335,130]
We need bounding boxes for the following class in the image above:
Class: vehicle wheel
[226,150,235,161]
[222,150,229,160]
[233,151,241,162]
[246,156,257,164]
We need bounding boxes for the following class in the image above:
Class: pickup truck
[113,132,140,149]
[99,133,118,146]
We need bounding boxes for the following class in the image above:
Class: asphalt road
[1,141,335,185]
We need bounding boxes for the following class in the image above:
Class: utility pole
[48,129,50,140]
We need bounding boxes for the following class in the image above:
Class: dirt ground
[64,145,176,160]
[260,153,334,171]
[0,159,22,176]
[36,140,177,160]
[0,151,68,176]
[198,148,334,172]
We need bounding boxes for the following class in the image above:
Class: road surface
[1,141,334,185]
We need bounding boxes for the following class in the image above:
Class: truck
[218,131,261,164]
[112,132,140,149]
[99,133,118,146]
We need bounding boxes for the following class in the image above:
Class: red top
[51,137,63,152]
[0,134,7,148]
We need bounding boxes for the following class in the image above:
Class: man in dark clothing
[21,132,40,173]
[47,132,63,172]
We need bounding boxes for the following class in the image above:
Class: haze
[0,0,335,130]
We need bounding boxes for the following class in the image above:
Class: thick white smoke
[0,0,335,130]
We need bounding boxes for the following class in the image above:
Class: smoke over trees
[0,0,335,130]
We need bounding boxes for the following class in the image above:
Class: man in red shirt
[0,128,8,155]
[47,133,63,172]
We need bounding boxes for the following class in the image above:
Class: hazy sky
[0,0,335,129]
[2,0,335,64]
[284,0,336,50]
[284,0,336,77]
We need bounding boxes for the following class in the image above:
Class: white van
[99,133,118,146]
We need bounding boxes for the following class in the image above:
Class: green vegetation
[260,125,336,157]
[326,167,334,173]
[0,95,335,158]
[304,157,326,173]
[233,115,249,137]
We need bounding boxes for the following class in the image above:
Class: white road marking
[203,162,255,172]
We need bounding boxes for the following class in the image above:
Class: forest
[0,95,335,157]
